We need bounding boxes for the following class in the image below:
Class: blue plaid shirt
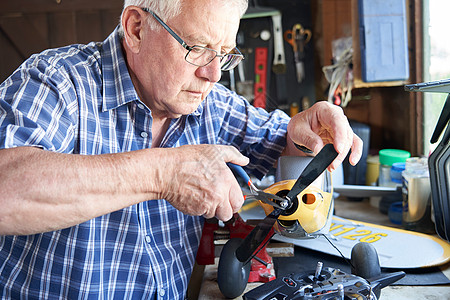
[0,28,289,299]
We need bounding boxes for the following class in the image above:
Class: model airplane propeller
[217,144,339,298]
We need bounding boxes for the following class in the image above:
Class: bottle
[366,155,380,186]
[402,157,434,233]
[390,162,406,185]
[290,102,299,117]
[378,149,411,187]
[377,149,410,215]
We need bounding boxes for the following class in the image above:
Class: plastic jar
[378,149,411,187]
[402,157,434,233]
[366,155,380,186]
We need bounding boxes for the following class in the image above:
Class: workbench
[193,196,450,299]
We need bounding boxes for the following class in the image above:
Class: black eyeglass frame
[141,7,244,71]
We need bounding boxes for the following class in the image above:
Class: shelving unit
[316,0,411,91]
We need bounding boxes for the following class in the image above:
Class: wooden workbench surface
[193,197,450,299]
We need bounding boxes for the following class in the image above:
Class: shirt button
[159,289,166,297]
[140,132,148,138]
[137,103,145,110]
[145,235,151,243]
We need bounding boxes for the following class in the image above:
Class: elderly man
[0,0,362,298]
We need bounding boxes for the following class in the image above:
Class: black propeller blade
[235,208,282,263]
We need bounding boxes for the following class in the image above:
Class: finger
[294,129,324,155]
[214,202,233,222]
[287,117,324,155]
[328,152,346,172]
[328,131,363,171]
[203,161,241,220]
[229,181,245,213]
[349,133,364,166]
[319,105,351,155]
[219,164,245,213]
[328,132,357,171]
[219,145,249,166]
[203,210,216,219]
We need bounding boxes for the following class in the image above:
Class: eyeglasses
[141,7,244,71]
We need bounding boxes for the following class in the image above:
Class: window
[423,0,450,155]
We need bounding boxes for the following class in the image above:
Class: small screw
[314,262,323,279]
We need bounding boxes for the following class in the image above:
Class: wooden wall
[0,0,123,83]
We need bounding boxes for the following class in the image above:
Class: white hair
[118,0,248,36]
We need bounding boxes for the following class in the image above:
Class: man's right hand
[156,144,249,222]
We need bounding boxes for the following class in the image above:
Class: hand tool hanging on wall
[284,23,312,83]
[253,47,268,109]
[271,13,286,75]
[271,12,289,110]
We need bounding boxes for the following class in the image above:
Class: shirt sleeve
[210,84,290,179]
[0,55,77,152]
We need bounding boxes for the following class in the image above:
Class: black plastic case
[405,81,450,241]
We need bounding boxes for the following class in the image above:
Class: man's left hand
[284,101,363,172]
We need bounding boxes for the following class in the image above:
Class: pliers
[227,163,289,210]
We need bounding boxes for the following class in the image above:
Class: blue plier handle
[227,163,289,209]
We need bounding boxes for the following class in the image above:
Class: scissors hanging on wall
[284,23,312,83]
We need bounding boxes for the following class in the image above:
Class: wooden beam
[0,0,123,15]
[408,0,424,155]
